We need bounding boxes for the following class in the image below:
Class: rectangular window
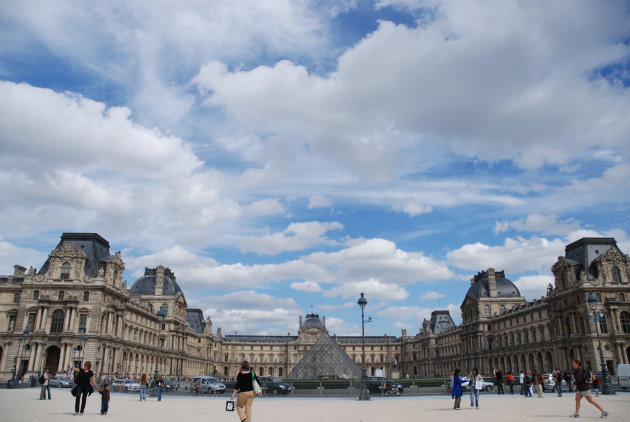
[78,314,88,333]
[58,291,65,301]
[13,293,20,304]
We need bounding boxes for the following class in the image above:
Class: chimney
[487,268,497,297]
[13,265,26,276]
[155,265,165,295]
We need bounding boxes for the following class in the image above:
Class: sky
[1,0,629,337]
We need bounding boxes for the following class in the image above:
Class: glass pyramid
[288,333,362,379]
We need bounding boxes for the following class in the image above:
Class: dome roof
[302,314,326,330]
[129,267,183,296]
[466,270,521,299]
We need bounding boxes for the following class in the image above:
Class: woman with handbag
[72,361,101,415]
[229,361,262,422]
[469,368,483,409]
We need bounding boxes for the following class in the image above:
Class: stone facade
[1,233,629,382]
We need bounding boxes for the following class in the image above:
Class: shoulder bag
[251,371,263,395]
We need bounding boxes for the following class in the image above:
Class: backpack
[39,375,45,384]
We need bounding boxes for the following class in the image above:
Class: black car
[366,377,399,395]
[258,376,293,395]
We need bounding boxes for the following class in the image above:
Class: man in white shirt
[519,370,525,395]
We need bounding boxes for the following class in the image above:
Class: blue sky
[1,0,629,336]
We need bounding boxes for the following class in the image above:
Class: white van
[617,364,630,389]
[191,376,226,394]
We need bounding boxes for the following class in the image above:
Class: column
[28,343,38,371]
[35,308,43,331]
[58,344,67,373]
[40,308,48,332]
[612,310,621,333]
[108,313,114,335]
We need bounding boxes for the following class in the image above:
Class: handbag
[475,380,483,390]
[251,371,263,395]
[71,385,78,397]
[225,400,235,412]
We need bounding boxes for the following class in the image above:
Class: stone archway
[44,346,61,374]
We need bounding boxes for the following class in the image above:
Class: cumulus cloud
[290,281,322,293]
[237,221,343,255]
[0,238,47,274]
[513,274,554,300]
[420,291,445,300]
[242,198,286,216]
[447,236,565,273]
[324,279,410,301]
[308,195,332,209]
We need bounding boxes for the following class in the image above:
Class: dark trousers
[101,399,109,414]
[157,386,162,401]
[520,383,524,395]
[496,382,504,394]
[508,381,514,394]
[453,396,461,409]
[75,388,89,413]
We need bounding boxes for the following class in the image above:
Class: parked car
[112,378,141,392]
[542,373,568,392]
[190,376,226,394]
[49,376,73,388]
[617,364,630,389]
[258,376,293,395]
[366,376,404,393]
[366,377,399,395]
[447,378,493,392]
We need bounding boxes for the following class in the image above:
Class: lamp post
[587,293,615,395]
[13,328,30,385]
[357,292,370,400]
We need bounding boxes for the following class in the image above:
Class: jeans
[555,381,562,396]
[496,382,504,394]
[470,388,479,407]
[566,380,574,393]
[140,386,147,401]
[157,386,162,401]
[40,385,51,399]
[101,399,109,414]
[508,381,514,394]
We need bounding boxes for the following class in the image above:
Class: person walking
[553,368,563,397]
[533,370,544,398]
[570,360,608,418]
[469,368,482,409]
[451,369,465,410]
[506,372,515,394]
[73,361,101,415]
[523,371,533,397]
[156,376,164,401]
[229,361,261,422]
[39,368,51,400]
[494,369,504,395]
[139,374,149,401]
[519,370,525,395]
[591,371,601,397]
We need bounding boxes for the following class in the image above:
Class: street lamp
[357,292,370,401]
[13,328,30,385]
[587,293,615,395]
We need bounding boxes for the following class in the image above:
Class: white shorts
[577,389,592,397]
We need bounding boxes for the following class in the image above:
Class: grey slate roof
[129,268,183,296]
[38,233,111,277]
[466,270,520,299]
[186,309,205,333]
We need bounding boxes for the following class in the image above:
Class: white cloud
[494,214,581,236]
[237,221,343,255]
[324,279,410,301]
[420,291,445,300]
[290,281,322,293]
[447,236,565,273]
[0,238,47,274]
[308,195,332,209]
[513,274,555,300]
[242,198,286,216]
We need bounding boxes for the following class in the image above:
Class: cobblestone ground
[1,388,629,422]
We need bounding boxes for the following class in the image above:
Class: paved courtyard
[1,389,628,422]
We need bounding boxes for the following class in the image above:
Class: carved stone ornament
[49,241,88,259]
[590,277,600,286]
[596,246,629,264]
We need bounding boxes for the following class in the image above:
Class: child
[100,383,110,415]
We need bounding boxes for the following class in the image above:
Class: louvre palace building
[1,233,629,382]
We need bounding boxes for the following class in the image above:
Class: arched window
[61,262,71,280]
[83,291,90,301]
[612,266,622,284]
[620,312,630,334]
[33,290,39,300]
[50,310,65,333]
[598,314,608,334]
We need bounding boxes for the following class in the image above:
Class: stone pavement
[1,388,628,422]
